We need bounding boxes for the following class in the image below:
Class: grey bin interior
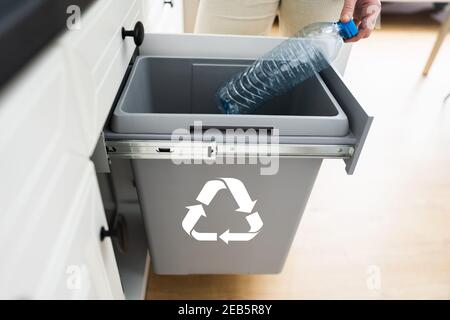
[111,56,349,137]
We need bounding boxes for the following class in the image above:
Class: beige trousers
[193,0,351,73]
[194,0,345,36]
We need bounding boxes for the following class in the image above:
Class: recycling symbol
[182,178,263,244]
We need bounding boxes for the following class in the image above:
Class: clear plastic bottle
[217,20,359,114]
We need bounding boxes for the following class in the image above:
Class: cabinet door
[0,157,123,299]
[60,0,143,155]
[39,162,123,299]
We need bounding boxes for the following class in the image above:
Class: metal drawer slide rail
[105,140,354,160]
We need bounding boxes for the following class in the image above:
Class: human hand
[340,0,381,42]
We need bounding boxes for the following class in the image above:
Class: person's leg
[278,0,344,36]
[194,0,279,35]
[279,0,351,74]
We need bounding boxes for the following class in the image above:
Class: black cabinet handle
[122,21,145,47]
[164,1,174,8]
[100,214,128,254]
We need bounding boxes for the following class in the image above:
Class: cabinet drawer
[98,32,372,276]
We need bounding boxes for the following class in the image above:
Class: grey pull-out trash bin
[101,34,372,275]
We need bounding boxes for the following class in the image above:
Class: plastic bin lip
[115,109,346,120]
[111,55,350,137]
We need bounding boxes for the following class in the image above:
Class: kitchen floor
[146,9,450,299]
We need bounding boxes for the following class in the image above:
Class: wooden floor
[147,12,450,300]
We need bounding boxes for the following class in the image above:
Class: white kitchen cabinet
[0,0,148,300]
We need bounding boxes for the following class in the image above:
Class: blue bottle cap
[336,19,359,39]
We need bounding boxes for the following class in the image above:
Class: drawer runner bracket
[103,140,355,160]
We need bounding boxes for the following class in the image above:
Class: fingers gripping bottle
[217,20,359,114]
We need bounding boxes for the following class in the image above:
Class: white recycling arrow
[218,212,263,244]
[182,205,206,235]
[219,230,258,244]
[192,230,217,241]
[196,180,226,206]
[221,178,257,213]
[246,212,263,233]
